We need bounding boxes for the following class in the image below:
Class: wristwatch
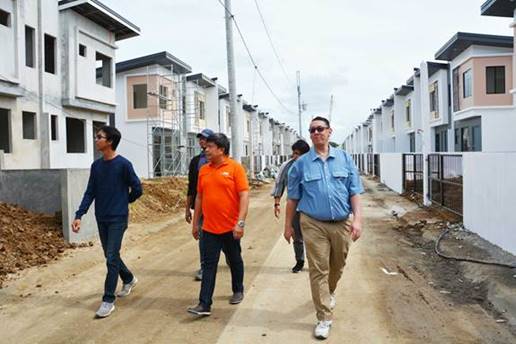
[237,220,245,228]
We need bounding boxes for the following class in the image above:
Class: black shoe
[292,260,304,273]
[229,292,244,304]
[187,304,211,316]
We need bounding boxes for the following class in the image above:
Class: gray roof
[116,51,192,74]
[481,0,516,17]
[435,32,513,61]
[395,85,414,96]
[428,61,449,77]
[186,73,216,88]
[58,0,140,41]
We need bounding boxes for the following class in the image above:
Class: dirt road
[1,179,514,343]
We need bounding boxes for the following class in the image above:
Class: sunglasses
[308,126,328,134]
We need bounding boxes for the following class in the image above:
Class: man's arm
[233,191,249,239]
[185,157,198,223]
[350,194,362,242]
[191,192,202,240]
[72,165,95,233]
[284,199,299,243]
[127,162,143,203]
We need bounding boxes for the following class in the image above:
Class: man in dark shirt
[72,125,142,318]
[185,128,214,281]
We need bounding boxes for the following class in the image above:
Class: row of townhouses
[340,0,516,255]
[344,29,515,155]
[0,0,300,180]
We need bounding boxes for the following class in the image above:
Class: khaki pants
[300,213,352,321]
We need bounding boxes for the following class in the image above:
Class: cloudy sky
[103,0,512,142]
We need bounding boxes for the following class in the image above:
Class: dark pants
[97,220,134,303]
[199,217,230,271]
[293,212,304,262]
[199,230,244,308]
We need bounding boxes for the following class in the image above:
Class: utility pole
[329,94,334,123]
[224,0,242,162]
[297,71,303,138]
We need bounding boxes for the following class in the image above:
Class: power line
[216,0,296,115]
[252,0,293,88]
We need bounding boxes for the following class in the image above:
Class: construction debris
[0,203,67,288]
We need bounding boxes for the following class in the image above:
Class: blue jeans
[199,230,244,308]
[97,220,134,303]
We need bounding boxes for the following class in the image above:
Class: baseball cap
[197,128,215,138]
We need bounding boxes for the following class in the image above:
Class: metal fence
[402,153,424,195]
[373,154,380,177]
[428,154,463,216]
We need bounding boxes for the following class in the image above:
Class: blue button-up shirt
[287,146,363,221]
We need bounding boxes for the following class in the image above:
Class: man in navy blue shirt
[72,125,142,318]
[285,116,363,340]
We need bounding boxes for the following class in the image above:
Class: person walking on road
[187,133,250,316]
[185,128,214,281]
[284,116,364,340]
[271,139,310,273]
[72,126,143,318]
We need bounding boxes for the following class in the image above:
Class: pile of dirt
[0,203,66,288]
[130,177,188,223]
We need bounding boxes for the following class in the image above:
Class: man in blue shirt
[72,125,142,318]
[285,116,363,340]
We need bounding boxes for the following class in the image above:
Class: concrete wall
[463,152,516,254]
[0,168,97,243]
[379,153,403,194]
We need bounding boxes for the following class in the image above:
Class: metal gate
[373,154,380,177]
[428,154,463,216]
[402,154,423,195]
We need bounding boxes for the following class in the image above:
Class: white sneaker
[330,293,336,310]
[117,277,138,297]
[314,320,332,340]
[95,302,115,318]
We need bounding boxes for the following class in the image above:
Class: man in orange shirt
[187,133,250,316]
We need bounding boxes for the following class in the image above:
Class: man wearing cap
[185,128,214,281]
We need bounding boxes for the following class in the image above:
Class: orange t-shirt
[197,157,249,234]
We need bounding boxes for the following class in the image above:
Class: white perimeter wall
[463,152,516,254]
[379,153,403,194]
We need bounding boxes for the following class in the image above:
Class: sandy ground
[1,179,514,344]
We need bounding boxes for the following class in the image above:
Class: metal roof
[481,0,516,17]
[58,0,140,41]
[116,51,192,74]
[186,73,216,88]
[395,85,414,96]
[435,32,513,61]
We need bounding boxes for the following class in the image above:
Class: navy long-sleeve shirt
[75,155,143,222]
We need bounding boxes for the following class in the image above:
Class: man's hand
[274,204,280,219]
[72,219,81,233]
[283,224,294,244]
[233,225,244,240]
[350,219,362,242]
[185,208,192,224]
[192,225,199,240]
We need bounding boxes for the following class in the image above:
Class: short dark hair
[98,125,121,150]
[291,139,310,154]
[311,116,330,128]
[206,133,230,155]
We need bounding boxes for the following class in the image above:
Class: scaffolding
[145,66,208,178]
[145,65,186,178]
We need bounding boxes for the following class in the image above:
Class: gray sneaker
[117,277,138,297]
[229,292,244,304]
[195,269,203,281]
[95,302,115,318]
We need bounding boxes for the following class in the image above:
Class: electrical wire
[252,0,293,87]
[216,0,296,115]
